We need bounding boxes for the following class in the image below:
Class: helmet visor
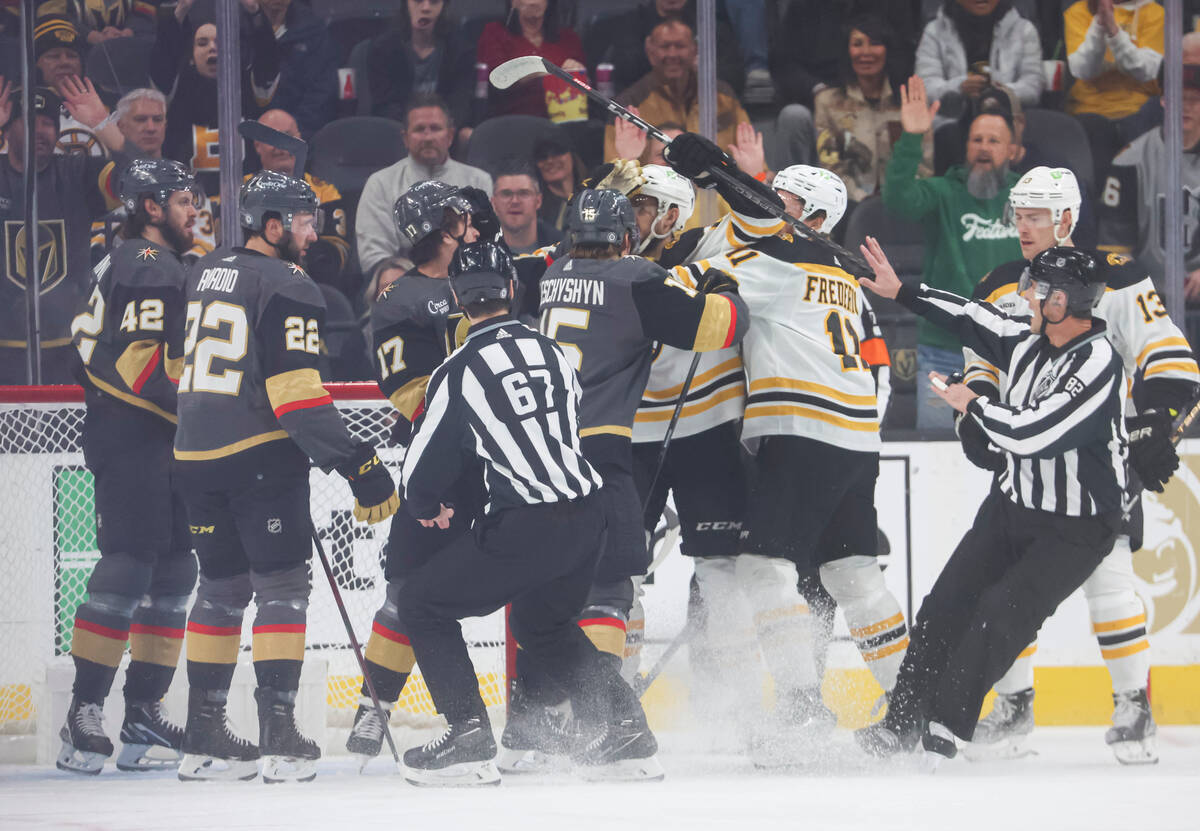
[290,211,323,237]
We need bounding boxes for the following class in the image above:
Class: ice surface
[2,727,1197,831]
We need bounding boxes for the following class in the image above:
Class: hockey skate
[573,711,664,783]
[256,688,321,783]
[402,716,501,787]
[921,721,957,769]
[750,687,837,769]
[963,688,1035,762]
[116,699,185,771]
[345,698,393,770]
[57,697,114,775]
[1106,689,1158,765]
[178,688,260,782]
[497,683,576,774]
[854,710,922,759]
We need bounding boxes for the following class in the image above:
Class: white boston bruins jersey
[633,338,744,443]
[964,253,1200,410]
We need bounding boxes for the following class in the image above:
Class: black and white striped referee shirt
[402,314,604,518]
[897,283,1128,516]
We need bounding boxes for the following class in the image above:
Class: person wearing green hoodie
[883,74,1021,431]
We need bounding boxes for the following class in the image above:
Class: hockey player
[59,159,199,775]
[397,241,662,786]
[345,179,494,762]
[501,189,748,769]
[958,167,1199,764]
[856,243,1128,764]
[173,171,400,782]
[662,137,908,756]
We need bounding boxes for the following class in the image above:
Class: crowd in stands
[2,0,1199,430]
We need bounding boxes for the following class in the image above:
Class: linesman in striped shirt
[396,242,662,787]
[855,241,1128,763]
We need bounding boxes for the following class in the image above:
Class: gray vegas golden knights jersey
[174,247,356,483]
[369,268,461,424]
[538,254,749,468]
[72,238,187,424]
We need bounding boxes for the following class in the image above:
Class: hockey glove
[1125,409,1179,493]
[595,158,647,196]
[337,442,401,524]
[458,186,502,242]
[696,267,738,296]
[663,132,737,188]
[955,410,1005,473]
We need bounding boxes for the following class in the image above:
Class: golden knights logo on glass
[5,220,69,293]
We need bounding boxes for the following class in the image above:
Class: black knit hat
[34,16,84,58]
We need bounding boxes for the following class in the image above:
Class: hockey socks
[821,555,908,692]
[69,603,131,705]
[362,618,415,703]
[125,597,187,703]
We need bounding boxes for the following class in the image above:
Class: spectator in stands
[477,0,586,120]
[149,0,279,197]
[772,0,919,112]
[1066,0,1164,186]
[603,19,749,165]
[814,13,933,205]
[259,0,337,138]
[720,0,775,104]
[65,0,155,44]
[367,0,475,135]
[883,74,1021,431]
[1100,35,1200,300]
[31,16,119,157]
[915,0,1044,113]
[355,92,492,279]
[115,87,167,157]
[491,161,562,255]
[0,85,125,383]
[586,0,743,99]
[532,135,584,230]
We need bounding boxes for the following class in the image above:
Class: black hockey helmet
[393,180,473,247]
[1020,246,1105,319]
[239,170,321,233]
[566,187,639,249]
[449,241,516,307]
[118,158,197,213]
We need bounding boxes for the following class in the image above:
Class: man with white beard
[882,75,1022,431]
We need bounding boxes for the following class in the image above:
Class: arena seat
[465,115,568,176]
[309,116,407,195]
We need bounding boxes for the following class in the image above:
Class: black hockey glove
[336,442,401,524]
[663,132,737,189]
[955,410,1005,473]
[458,185,502,242]
[1125,409,1179,493]
[696,267,738,296]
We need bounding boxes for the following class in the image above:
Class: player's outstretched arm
[632,263,749,353]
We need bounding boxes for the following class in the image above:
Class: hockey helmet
[566,188,639,249]
[632,165,695,253]
[771,165,848,231]
[118,158,197,213]
[393,180,474,247]
[1019,246,1105,319]
[239,170,321,234]
[1007,166,1081,244]
[448,241,516,307]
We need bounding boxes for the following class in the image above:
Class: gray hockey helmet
[239,170,320,232]
[393,180,473,247]
[566,188,639,249]
[118,158,197,213]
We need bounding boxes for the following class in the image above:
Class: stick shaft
[634,621,695,698]
[641,352,702,517]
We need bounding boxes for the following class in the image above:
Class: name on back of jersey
[802,271,859,315]
[540,275,605,306]
[196,266,239,293]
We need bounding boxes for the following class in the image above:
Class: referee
[855,240,1127,761]
[395,242,662,786]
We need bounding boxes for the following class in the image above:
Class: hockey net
[0,384,509,740]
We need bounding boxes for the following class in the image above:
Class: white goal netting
[0,384,508,738]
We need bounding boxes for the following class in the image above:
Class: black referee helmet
[1020,247,1105,319]
[449,241,517,307]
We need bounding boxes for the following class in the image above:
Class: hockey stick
[641,352,702,517]
[489,57,874,277]
[311,530,401,768]
[238,121,309,179]
[1122,393,1200,516]
[633,619,696,698]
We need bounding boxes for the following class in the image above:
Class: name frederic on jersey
[539,275,606,306]
[196,266,239,293]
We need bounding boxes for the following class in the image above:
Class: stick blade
[490,56,549,90]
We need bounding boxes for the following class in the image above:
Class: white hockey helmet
[633,164,696,253]
[771,165,848,232]
[1007,166,1081,244]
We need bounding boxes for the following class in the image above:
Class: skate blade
[496,747,564,774]
[116,742,183,772]
[1110,737,1158,766]
[56,742,108,775]
[178,754,259,782]
[576,755,664,783]
[963,736,1036,762]
[262,755,319,783]
[403,760,502,787]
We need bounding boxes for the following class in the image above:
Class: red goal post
[0,383,511,741]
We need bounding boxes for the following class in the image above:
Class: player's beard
[966,160,1010,200]
[277,230,306,265]
[160,215,194,253]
